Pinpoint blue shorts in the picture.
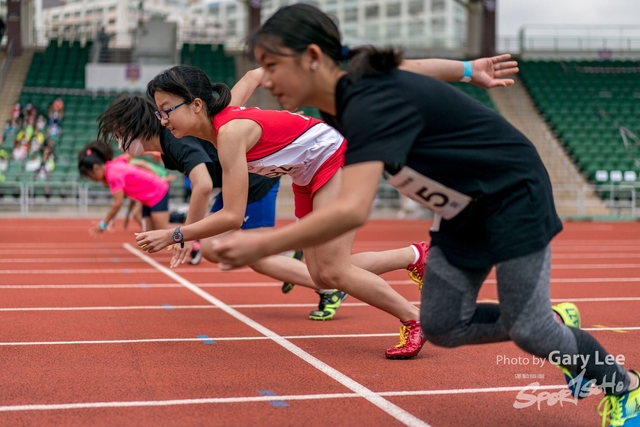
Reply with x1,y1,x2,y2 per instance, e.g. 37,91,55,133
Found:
211,181,279,229
142,190,170,217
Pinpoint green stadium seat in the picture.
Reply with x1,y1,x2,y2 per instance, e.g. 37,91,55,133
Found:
520,59,640,192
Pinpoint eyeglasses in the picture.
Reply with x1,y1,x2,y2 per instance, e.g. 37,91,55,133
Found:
154,101,186,121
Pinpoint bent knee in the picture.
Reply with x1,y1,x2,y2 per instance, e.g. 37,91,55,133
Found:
508,325,549,355
420,314,465,348
200,241,218,264
315,267,347,289
308,271,335,290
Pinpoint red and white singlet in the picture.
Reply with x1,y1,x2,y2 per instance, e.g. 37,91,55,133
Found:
212,106,344,186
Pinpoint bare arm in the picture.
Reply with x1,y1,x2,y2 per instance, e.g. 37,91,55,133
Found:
89,190,125,237
399,54,518,88
229,68,264,107
210,162,384,268
168,163,214,267
184,163,214,225
135,120,261,253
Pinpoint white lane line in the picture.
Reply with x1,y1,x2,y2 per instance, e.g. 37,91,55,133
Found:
0,305,218,312
0,258,147,263
0,243,126,248
0,384,568,413
2,296,639,312
0,267,253,274
122,243,430,427
9,253,640,261
4,277,640,289
0,250,126,255
8,262,640,275
0,333,396,346
1,326,637,347
0,284,185,289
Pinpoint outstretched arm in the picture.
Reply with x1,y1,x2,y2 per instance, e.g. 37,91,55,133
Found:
399,54,518,88
134,120,259,255
230,68,264,107
210,161,384,269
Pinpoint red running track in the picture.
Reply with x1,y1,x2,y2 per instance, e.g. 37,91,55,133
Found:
0,218,639,426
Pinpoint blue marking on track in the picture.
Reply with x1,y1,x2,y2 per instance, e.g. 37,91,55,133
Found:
123,269,131,273
197,334,217,344
139,283,149,288
161,304,175,310
258,390,289,407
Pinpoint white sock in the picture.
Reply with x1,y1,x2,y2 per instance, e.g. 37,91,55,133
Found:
317,289,333,294
410,244,420,265
629,371,640,391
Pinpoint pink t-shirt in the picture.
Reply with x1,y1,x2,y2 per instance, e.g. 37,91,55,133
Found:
104,156,169,207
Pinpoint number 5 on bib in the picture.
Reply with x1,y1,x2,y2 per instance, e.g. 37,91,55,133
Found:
385,166,472,220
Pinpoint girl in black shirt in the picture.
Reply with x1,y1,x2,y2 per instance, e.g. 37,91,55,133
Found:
210,4,640,425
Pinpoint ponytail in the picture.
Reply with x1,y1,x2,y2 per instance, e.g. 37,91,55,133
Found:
345,46,404,82
209,82,232,117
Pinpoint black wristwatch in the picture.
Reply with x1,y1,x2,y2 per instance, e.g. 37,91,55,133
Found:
172,227,184,248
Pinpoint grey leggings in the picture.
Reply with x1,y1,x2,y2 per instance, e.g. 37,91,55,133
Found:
420,244,629,395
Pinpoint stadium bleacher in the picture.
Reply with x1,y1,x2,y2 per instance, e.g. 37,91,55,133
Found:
2,41,240,200
519,59,640,185
24,39,91,89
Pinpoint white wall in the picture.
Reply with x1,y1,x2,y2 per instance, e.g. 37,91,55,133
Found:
85,63,177,91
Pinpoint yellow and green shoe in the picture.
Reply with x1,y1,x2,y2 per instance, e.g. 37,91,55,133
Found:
281,249,304,294
599,372,640,427
552,302,593,399
309,290,348,321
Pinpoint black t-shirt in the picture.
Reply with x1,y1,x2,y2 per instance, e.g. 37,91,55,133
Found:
321,71,562,269
158,128,279,205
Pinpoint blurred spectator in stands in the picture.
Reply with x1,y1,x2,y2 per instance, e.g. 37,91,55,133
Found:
97,27,112,62
2,120,15,145
0,17,6,46
36,115,47,132
25,151,42,172
36,148,55,181
43,138,55,153
15,124,34,146
23,103,37,125
11,103,21,121
48,98,65,122
47,121,62,140
0,149,8,173
12,138,28,162
29,134,43,154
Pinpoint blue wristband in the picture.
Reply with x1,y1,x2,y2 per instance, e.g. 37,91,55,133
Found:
460,61,472,82
100,220,107,230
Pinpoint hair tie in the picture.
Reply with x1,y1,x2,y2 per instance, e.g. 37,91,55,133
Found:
86,149,92,155
340,45,351,60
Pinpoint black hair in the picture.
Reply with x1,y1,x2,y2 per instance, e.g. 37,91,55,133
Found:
78,140,113,178
146,65,231,119
249,4,403,82
97,95,161,152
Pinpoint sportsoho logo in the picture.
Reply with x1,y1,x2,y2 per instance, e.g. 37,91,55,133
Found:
511,351,626,410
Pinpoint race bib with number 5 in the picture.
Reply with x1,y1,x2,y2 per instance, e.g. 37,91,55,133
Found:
385,166,472,220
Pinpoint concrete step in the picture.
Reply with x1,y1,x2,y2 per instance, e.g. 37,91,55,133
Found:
0,48,36,125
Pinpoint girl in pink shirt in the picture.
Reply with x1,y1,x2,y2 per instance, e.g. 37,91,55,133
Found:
78,140,170,236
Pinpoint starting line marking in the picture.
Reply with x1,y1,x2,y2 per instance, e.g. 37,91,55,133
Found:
120,243,430,427
0,384,568,413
